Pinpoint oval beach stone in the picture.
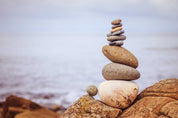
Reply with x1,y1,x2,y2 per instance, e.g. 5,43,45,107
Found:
98,80,139,109
102,63,140,80
112,23,122,29
102,45,138,68
86,85,98,96
111,19,122,25
107,35,126,41
107,30,124,37
109,40,124,46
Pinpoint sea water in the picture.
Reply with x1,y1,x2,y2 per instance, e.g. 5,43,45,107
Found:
0,33,178,108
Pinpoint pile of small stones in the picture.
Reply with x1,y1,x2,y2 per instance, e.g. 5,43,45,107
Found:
107,19,126,46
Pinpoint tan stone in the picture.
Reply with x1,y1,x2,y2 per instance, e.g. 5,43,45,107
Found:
98,80,139,109
102,45,138,68
160,100,178,118
61,95,122,118
110,27,122,33
118,97,175,118
138,78,178,100
111,19,122,25
102,63,140,80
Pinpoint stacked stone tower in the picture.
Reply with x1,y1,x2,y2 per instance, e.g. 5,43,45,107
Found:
98,19,140,109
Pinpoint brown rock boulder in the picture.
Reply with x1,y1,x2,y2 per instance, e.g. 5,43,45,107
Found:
15,108,59,118
118,96,175,118
2,95,59,118
102,45,138,68
61,95,122,118
160,100,178,118
138,79,178,100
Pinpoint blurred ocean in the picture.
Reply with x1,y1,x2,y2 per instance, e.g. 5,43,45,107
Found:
0,33,178,108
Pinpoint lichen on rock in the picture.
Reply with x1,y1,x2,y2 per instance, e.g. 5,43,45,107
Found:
61,95,122,118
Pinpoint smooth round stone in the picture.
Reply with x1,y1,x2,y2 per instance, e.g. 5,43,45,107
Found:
111,19,122,25
109,40,124,46
86,85,98,96
98,80,139,109
107,35,126,41
112,23,122,29
102,45,138,68
107,30,124,37
102,63,140,80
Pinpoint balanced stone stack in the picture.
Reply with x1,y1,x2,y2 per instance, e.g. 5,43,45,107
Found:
107,19,126,46
98,19,141,109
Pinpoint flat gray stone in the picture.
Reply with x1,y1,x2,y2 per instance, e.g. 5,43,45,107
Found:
107,30,124,37
107,35,126,41
102,63,140,80
109,40,124,46
112,23,122,29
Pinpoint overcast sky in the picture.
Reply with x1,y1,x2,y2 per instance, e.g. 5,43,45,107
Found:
0,0,178,33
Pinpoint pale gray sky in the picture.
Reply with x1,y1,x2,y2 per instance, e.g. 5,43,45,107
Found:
0,0,178,33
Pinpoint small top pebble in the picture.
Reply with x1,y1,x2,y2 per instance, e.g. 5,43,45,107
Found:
111,19,122,25
86,85,98,96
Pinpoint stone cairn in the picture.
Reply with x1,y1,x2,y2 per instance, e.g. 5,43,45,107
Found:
98,19,140,109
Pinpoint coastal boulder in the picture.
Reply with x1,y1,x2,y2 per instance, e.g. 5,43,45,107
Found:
102,45,138,68
2,95,59,118
138,78,178,100
61,95,122,118
98,80,139,109
15,108,59,118
160,100,178,118
118,97,175,118
102,63,140,80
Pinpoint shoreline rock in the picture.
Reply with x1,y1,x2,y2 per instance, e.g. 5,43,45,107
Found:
137,78,178,100
0,78,177,118
118,96,175,118
61,95,122,118
1,95,60,118
62,78,178,118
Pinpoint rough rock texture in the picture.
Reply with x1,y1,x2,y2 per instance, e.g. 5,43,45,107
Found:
102,63,140,80
102,45,138,68
160,100,178,118
138,79,178,100
98,80,139,109
118,97,175,118
61,95,122,118
119,79,178,118
2,95,59,118
157,115,170,118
